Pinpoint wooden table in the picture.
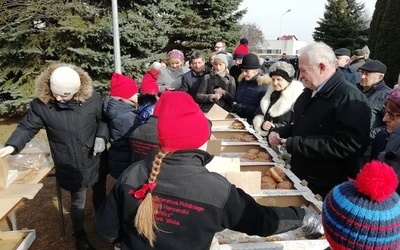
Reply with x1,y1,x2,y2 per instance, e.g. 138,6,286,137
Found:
0,166,53,230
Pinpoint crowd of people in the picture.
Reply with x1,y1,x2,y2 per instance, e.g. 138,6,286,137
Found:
1,38,400,250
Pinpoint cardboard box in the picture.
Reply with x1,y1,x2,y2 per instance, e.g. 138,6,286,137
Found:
225,171,261,194
205,156,261,195
0,156,18,190
205,104,230,120
0,230,36,250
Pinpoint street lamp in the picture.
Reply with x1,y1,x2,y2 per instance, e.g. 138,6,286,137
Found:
278,9,291,55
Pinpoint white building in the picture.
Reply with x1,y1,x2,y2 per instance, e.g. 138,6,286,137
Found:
254,35,307,58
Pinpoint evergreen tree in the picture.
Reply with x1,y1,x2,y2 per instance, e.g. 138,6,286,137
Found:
313,0,367,50
0,0,245,116
368,0,400,87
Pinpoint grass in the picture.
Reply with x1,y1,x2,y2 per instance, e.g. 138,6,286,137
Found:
0,118,47,145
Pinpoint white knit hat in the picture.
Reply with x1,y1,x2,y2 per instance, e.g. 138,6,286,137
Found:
50,66,81,96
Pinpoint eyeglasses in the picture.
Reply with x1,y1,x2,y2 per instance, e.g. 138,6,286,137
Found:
383,107,400,120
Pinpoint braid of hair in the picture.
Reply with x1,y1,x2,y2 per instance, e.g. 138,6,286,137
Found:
134,150,168,247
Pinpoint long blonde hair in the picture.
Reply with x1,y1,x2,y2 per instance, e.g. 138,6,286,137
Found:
134,151,168,247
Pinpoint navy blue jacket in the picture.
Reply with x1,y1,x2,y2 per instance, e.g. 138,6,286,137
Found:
103,97,137,179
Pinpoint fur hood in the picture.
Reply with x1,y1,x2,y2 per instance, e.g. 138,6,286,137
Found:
253,80,304,136
259,80,304,117
238,73,272,85
35,63,94,104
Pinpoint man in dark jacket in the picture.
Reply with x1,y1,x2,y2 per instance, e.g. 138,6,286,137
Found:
0,64,109,250
356,60,391,164
334,48,360,85
180,51,210,100
268,42,371,198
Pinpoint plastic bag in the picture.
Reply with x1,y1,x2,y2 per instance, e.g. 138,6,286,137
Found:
6,138,53,183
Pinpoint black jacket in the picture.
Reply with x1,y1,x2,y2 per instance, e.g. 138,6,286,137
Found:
196,71,236,112
356,80,391,140
129,116,159,164
96,150,305,250
180,68,210,100
6,64,109,192
274,70,371,196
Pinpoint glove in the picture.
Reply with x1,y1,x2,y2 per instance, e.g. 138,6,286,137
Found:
301,206,324,239
232,103,245,113
0,146,15,158
93,137,106,156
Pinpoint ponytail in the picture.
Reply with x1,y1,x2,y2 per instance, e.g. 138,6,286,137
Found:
134,151,168,247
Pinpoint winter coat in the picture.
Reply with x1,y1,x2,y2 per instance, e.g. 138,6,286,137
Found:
229,64,242,86
196,71,236,112
371,129,388,160
103,97,138,179
235,74,271,123
378,125,400,194
350,58,366,70
157,66,189,90
339,65,360,85
96,150,305,250
356,80,391,140
273,70,371,197
5,64,109,192
253,80,304,136
132,94,157,131
180,68,210,100
129,116,159,164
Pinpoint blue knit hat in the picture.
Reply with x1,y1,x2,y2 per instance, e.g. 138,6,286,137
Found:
322,161,400,250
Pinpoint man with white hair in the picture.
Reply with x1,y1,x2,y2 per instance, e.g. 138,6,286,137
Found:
268,42,371,198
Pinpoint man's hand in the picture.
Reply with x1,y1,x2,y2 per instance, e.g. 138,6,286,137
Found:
268,131,281,147
93,137,106,156
0,146,15,158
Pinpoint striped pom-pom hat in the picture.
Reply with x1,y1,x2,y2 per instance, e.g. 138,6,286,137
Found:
322,160,400,250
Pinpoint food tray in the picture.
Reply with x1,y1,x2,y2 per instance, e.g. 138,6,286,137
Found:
220,144,280,163
211,119,249,132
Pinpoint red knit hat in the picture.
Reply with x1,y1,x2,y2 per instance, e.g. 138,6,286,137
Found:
140,68,160,95
110,72,138,99
155,91,210,152
233,38,249,59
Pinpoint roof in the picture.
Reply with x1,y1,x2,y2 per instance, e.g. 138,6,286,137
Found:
277,35,298,41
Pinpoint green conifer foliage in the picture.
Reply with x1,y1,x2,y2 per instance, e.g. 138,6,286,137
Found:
368,0,400,87
312,0,367,50
0,0,245,116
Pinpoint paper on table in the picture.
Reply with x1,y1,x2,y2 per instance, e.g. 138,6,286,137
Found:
0,183,43,199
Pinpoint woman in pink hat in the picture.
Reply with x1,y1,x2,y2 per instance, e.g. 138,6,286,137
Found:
157,49,189,91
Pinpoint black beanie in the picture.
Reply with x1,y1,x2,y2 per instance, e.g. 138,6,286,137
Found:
240,53,260,69
269,69,293,83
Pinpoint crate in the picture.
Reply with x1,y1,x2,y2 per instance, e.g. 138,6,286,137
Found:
0,230,36,250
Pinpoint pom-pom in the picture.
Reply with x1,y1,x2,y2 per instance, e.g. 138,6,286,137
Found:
355,160,398,202
240,38,248,44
